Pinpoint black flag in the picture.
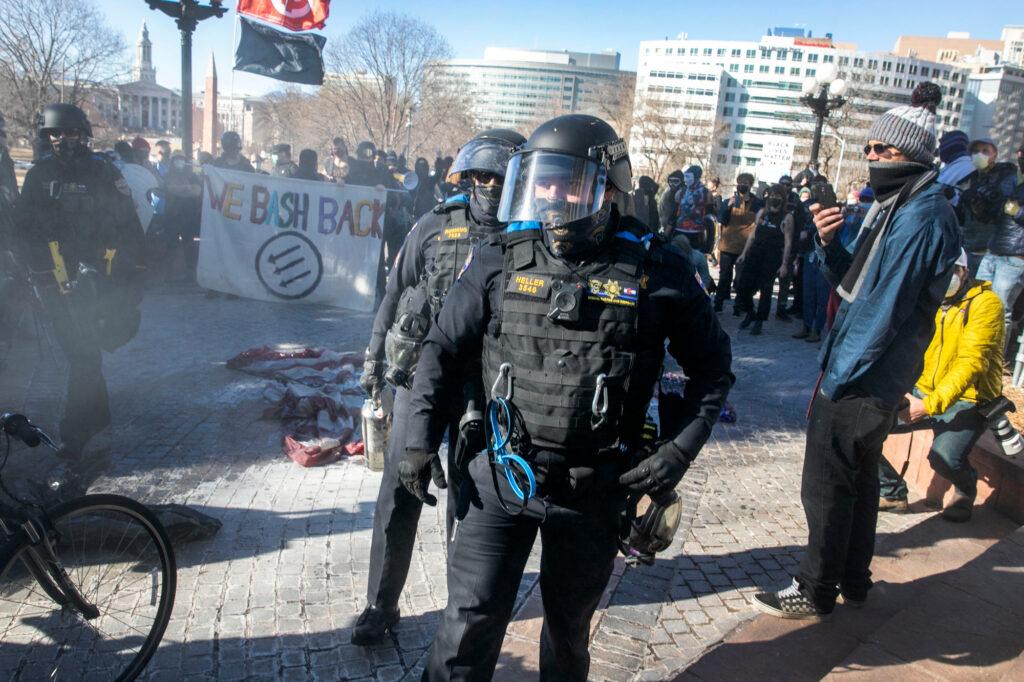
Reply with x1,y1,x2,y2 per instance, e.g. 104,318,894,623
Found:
234,17,326,85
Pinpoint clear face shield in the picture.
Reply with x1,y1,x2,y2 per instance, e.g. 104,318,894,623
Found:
497,151,608,229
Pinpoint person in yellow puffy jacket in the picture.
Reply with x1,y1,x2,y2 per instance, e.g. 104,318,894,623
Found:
878,249,1004,522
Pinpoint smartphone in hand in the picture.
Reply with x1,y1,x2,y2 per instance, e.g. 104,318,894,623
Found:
810,182,839,211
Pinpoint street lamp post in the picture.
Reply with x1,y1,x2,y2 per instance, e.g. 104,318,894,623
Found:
800,63,847,174
144,0,227,160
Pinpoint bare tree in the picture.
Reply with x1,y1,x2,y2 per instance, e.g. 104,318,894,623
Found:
323,10,455,153
630,98,722,185
0,0,127,143
592,79,636,144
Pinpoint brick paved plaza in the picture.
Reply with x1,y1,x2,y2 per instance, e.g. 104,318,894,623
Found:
2,282,925,681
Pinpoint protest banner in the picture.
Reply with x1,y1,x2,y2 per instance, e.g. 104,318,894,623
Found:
197,167,384,311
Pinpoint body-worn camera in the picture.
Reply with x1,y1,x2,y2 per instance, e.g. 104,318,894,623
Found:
547,280,584,323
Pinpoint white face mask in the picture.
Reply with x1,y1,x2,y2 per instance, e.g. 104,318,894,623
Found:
971,152,991,170
271,154,280,165
945,272,963,298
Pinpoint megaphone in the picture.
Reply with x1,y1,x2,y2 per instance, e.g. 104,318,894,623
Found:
402,172,419,191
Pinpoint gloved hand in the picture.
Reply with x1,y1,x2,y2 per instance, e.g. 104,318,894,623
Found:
619,440,691,497
360,357,384,398
399,449,448,506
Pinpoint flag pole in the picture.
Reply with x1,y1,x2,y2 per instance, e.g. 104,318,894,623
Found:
229,11,239,137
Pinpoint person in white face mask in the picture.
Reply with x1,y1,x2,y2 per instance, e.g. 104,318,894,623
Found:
877,249,1005,523
960,137,1018,275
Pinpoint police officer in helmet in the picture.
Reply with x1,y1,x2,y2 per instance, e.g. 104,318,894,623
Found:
399,114,734,680
15,104,145,494
353,128,526,645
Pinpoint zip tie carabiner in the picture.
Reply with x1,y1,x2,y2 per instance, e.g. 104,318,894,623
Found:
491,362,513,400
592,373,609,428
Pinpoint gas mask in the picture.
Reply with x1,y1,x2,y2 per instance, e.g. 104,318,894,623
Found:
470,181,504,225
50,131,84,162
619,490,683,566
972,152,992,171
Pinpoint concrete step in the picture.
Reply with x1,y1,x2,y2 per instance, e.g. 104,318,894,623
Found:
824,523,1024,681
677,507,1021,681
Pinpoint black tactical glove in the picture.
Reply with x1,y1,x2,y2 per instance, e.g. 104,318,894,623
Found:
618,440,691,497
398,449,448,506
359,356,384,398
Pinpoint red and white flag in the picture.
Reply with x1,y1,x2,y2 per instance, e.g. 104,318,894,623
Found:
236,0,330,32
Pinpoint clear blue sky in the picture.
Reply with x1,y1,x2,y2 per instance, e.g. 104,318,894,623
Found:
97,0,1020,95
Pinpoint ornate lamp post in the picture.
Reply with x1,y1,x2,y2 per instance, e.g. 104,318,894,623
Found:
799,63,847,173
144,0,227,160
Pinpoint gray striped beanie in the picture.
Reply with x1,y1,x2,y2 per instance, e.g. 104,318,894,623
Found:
867,82,941,165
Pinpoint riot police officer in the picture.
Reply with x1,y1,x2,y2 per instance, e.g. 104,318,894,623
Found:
399,115,734,680
15,104,145,493
353,129,526,645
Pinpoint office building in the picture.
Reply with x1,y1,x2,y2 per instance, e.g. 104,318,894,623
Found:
435,47,635,131
631,29,970,188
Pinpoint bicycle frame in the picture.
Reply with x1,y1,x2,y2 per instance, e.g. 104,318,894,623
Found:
0,496,100,618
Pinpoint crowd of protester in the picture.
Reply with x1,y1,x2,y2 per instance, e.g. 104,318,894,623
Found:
93,132,463,288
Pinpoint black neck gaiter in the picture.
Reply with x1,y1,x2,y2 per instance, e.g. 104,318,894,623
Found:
868,161,930,202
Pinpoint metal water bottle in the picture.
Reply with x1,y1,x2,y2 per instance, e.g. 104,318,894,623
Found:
361,388,392,472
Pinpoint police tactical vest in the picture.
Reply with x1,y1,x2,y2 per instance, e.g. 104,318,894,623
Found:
483,225,649,451
422,196,480,314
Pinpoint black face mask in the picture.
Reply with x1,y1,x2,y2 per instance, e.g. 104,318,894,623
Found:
1018,155,1024,175
470,182,503,226
737,185,751,195
52,136,83,162
767,198,784,212
868,161,931,201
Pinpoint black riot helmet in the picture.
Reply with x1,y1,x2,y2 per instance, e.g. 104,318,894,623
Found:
39,103,92,161
448,128,527,185
498,114,631,259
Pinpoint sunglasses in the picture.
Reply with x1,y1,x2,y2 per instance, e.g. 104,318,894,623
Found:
863,143,898,157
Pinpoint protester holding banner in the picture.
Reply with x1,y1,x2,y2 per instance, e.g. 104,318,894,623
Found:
213,131,256,174
294,149,328,182
270,144,299,178
353,129,526,646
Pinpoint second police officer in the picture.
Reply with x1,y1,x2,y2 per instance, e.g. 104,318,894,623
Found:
15,104,146,496
353,129,527,645
399,115,734,680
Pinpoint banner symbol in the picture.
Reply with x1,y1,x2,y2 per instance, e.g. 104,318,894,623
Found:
255,231,323,300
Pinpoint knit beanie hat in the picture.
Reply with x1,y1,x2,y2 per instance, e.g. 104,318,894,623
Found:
938,130,969,163
867,82,941,165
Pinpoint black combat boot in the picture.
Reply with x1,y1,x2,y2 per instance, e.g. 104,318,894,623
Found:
351,605,400,645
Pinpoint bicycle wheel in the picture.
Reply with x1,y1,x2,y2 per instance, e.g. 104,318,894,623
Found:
0,494,176,681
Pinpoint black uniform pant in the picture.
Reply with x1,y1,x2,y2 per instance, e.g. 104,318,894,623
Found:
366,386,460,611
714,251,741,307
44,293,110,456
798,392,896,610
424,454,625,681
777,254,804,314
